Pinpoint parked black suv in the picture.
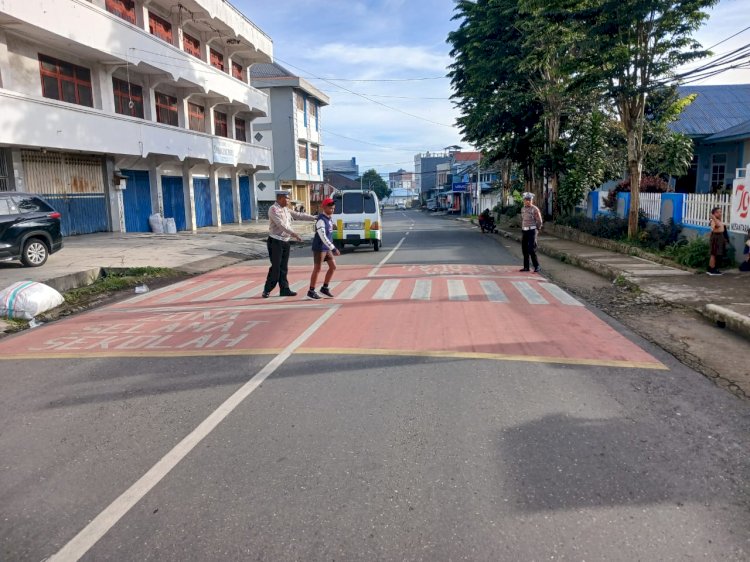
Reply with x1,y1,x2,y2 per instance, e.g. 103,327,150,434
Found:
0,192,63,267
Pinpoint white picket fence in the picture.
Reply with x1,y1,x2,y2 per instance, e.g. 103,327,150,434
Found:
639,192,661,221
633,192,732,228
682,193,732,228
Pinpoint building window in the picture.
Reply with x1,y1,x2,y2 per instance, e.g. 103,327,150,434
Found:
105,0,136,24
310,145,319,162
113,77,144,118
148,11,172,43
295,91,305,111
232,61,243,80
183,33,201,58
214,111,228,137
711,154,727,191
188,102,205,132
38,55,93,107
155,92,178,126
235,118,246,142
309,101,318,129
210,49,225,72
298,141,308,160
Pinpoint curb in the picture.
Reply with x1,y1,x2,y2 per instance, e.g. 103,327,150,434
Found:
702,304,750,338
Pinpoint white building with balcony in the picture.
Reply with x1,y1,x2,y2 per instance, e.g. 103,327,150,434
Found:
250,62,329,216
0,0,273,235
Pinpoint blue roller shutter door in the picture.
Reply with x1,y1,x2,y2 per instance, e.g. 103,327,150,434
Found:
239,176,252,220
162,176,186,231
193,178,212,227
218,178,235,224
121,170,152,232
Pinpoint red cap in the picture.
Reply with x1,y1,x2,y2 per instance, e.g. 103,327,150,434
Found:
322,197,335,207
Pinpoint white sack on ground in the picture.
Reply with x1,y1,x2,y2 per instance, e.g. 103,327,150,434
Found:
164,217,177,234
149,213,165,234
0,281,64,320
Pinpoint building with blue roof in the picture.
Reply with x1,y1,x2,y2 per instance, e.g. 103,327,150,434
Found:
673,84,750,193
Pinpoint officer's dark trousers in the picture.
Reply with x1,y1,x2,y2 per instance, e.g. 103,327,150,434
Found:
264,237,291,293
521,229,539,270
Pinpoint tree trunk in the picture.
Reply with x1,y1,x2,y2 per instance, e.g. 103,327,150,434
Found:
622,96,645,238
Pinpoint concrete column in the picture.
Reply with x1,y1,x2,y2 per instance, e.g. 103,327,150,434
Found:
171,12,183,50
0,31,9,89
98,66,117,113
105,158,126,233
231,168,241,224
10,149,24,191
250,171,259,221
147,163,164,215
209,165,221,227
182,162,197,232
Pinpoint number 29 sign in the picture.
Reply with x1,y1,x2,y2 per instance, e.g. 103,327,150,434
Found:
730,164,750,234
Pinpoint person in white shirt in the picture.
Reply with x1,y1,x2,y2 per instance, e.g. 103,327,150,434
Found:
262,190,316,298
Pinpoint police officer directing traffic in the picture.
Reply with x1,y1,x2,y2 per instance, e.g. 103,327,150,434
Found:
262,190,316,298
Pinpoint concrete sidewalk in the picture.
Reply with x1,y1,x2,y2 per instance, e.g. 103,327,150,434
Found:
491,221,750,340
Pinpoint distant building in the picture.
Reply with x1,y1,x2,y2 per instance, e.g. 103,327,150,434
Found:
414,151,451,204
324,171,360,192
250,61,330,217
323,157,359,180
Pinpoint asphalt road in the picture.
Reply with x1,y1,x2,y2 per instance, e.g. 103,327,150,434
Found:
0,209,748,561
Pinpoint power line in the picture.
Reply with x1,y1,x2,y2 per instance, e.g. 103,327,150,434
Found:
273,56,456,128
309,76,447,82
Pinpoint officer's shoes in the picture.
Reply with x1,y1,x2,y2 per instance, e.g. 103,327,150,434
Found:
280,288,298,297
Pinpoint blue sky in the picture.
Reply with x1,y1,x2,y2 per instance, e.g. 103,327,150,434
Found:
238,0,750,178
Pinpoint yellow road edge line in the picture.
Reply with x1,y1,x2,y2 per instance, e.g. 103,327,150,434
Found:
0,347,667,370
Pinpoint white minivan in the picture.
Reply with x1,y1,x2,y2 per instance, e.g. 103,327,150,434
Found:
331,190,382,251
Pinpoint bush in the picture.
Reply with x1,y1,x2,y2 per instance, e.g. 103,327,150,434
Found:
664,237,709,269
638,219,682,251
556,214,629,239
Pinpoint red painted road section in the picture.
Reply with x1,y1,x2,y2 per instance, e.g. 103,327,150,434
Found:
0,264,663,368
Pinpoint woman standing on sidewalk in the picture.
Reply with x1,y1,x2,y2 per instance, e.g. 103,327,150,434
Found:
707,206,726,276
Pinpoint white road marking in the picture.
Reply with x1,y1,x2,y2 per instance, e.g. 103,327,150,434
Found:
47,306,341,562
156,280,224,304
411,279,431,300
447,279,468,301
539,282,583,306
338,279,370,299
191,280,253,302
368,236,406,277
480,280,508,303
512,281,549,305
373,279,400,300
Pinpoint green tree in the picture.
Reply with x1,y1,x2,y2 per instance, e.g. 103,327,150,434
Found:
559,0,716,237
360,169,391,202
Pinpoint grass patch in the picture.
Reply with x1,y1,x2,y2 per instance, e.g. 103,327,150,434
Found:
64,267,181,305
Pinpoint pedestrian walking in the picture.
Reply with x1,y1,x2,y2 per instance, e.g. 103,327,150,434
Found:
262,190,316,298
307,197,340,299
519,192,543,273
707,206,726,276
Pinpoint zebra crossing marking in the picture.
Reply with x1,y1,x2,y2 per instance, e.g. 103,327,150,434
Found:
480,280,508,303
338,279,370,300
373,279,400,300
511,281,549,305
447,279,468,301
192,280,254,302
539,283,583,306
156,280,224,304
411,279,431,300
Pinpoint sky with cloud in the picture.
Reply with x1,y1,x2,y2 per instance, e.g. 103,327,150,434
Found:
238,0,750,179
